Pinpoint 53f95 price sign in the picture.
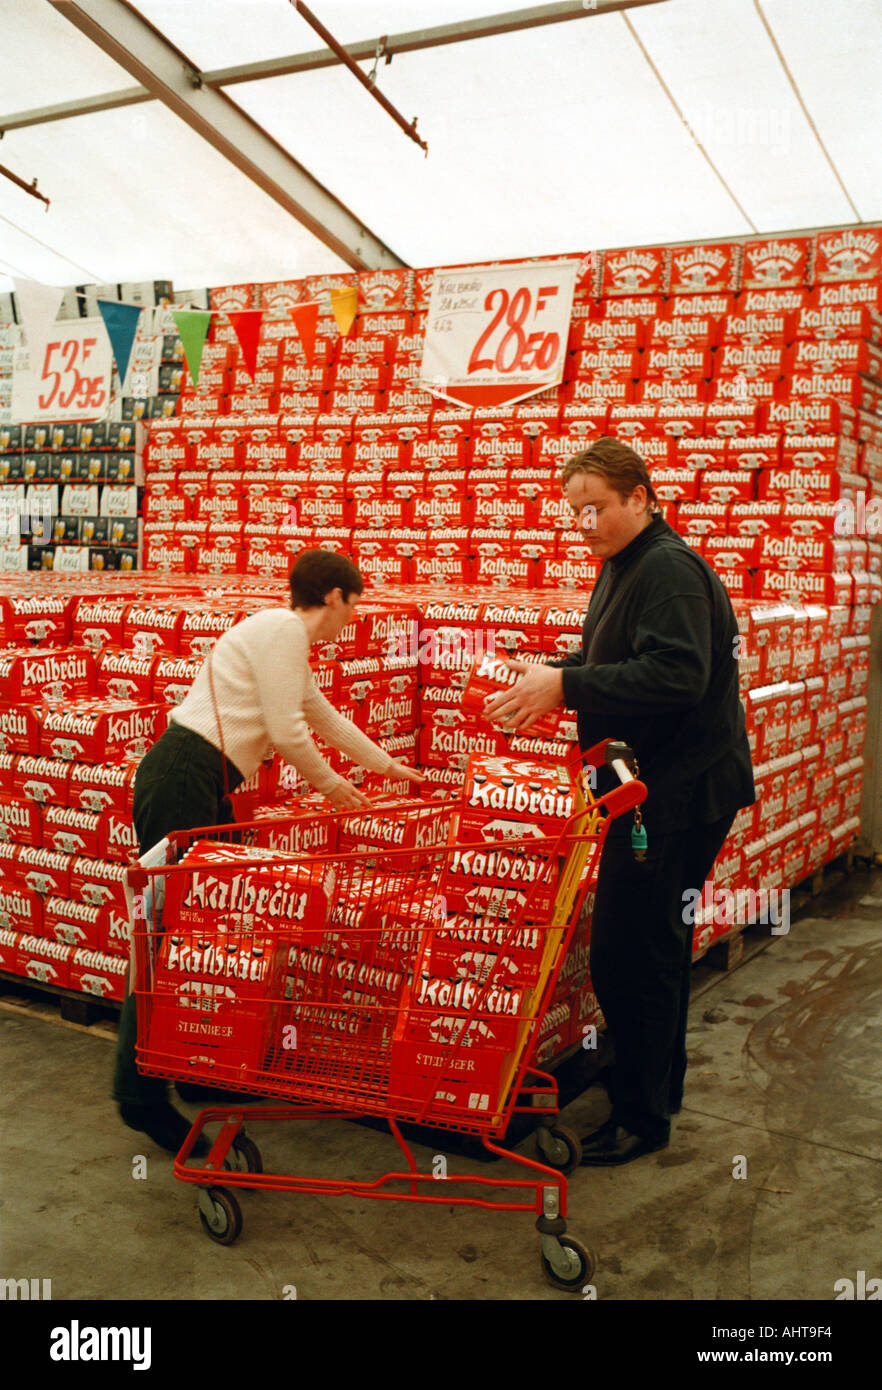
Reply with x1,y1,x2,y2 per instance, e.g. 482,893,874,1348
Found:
420,260,578,410
12,319,112,423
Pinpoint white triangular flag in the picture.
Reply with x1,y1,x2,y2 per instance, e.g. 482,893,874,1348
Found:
13,277,64,365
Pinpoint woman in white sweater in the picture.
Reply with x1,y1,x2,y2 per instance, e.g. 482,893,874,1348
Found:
114,550,424,1153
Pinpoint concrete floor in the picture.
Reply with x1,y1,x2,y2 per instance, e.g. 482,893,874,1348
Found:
1,863,881,1303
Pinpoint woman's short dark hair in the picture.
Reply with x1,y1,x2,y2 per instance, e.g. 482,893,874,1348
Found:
288,550,364,608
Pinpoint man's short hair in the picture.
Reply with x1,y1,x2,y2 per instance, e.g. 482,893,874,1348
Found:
288,550,364,608
560,436,661,511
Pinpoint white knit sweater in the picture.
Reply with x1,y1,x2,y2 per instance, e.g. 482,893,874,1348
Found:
170,607,396,793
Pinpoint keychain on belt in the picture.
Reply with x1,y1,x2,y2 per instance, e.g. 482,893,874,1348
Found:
630,755,648,861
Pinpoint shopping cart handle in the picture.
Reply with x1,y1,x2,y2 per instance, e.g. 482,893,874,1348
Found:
604,741,638,785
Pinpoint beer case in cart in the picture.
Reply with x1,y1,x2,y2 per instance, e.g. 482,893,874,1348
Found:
128,739,645,1291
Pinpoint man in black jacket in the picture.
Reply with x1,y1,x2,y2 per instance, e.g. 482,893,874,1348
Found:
484,437,755,1165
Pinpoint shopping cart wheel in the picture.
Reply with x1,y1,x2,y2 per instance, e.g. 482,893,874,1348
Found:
198,1186,243,1246
535,1123,582,1175
540,1235,596,1292
231,1134,263,1173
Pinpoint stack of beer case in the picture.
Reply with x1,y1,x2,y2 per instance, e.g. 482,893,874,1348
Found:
1,225,880,1068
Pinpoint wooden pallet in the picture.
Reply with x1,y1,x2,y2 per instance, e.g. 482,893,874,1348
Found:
691,922,746,971
0,970,121,1030
801,844,859,898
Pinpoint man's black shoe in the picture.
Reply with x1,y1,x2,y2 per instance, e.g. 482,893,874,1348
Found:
175,1081,258,1104
119,1101,210,1157
579,1123,669,1166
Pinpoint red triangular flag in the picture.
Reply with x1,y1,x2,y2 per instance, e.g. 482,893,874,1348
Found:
289,301,319,366
227,309,263,379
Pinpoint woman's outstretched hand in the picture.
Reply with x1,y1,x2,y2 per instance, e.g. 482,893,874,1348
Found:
325,778,373,810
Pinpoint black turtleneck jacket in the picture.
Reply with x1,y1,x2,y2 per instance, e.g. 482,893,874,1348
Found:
550,515,755,834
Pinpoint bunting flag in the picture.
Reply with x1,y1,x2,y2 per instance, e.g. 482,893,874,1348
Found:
171,308,212,388
288,301,319,364
13,277,64,362
329,286,358,338
97,299,142,387
227,309,263,379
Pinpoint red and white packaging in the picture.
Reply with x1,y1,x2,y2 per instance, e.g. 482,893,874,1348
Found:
809,280,882,318
123,603,186,658
703,399,760,436
42,895,117,952
98,809,139,864
16,934,72,990
600,246,671,297
643,346,713,381
788,371,865,404
1,595,73,648
811,226,882,284
418,722,506,773
68,947,127,1000
41,701,166,764
144,527,192,575
148,928,286,1077
0,647,95,703
459,653,563,740
14,845,72,898
0,881,43,934
795,301,882,345
42,806,101,858
163,840,333,940
462,755,573,828
152,656,203,706
143,483,191,525
0,704,42,756
572,315,645,350
648,311,719,349
411,473,468,529
144,421,189,471
69,855,130,914
178,607,242,658
758,466,860,504
70,597,128,653
0,794,41,846
96,649,157,702
740,236,812,289
12,756,70,808
669,243,741,294
725,434,781,470
570,347,641,381
637,379,707,405
68,761,137,818
649,467,700,502
674,435,729,469
676,501,730,537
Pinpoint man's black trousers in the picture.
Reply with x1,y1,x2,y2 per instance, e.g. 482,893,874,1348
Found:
112,723,240,1108
589,813,734,1143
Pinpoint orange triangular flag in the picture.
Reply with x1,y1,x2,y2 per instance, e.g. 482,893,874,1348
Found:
330,286,358,338
289,301,319,364
227,309,263,379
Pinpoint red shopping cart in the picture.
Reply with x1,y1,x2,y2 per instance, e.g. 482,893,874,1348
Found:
127,739,645,1291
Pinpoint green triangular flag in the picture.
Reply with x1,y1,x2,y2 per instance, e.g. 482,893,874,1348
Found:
172,308,212,388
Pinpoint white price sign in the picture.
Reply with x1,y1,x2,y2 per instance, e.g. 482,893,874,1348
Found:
11,319,112,423
419,260,578,410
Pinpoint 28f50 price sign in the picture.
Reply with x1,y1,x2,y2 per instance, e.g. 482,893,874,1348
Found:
12,318,112,423
420,259,578,410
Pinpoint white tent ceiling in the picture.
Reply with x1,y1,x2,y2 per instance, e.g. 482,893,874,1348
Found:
1,0,881,294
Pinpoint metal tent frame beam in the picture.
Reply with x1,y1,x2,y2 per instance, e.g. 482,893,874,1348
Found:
4,1,669,132
47,0,405,270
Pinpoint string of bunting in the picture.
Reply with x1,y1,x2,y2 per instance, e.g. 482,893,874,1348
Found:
10,277,359,390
